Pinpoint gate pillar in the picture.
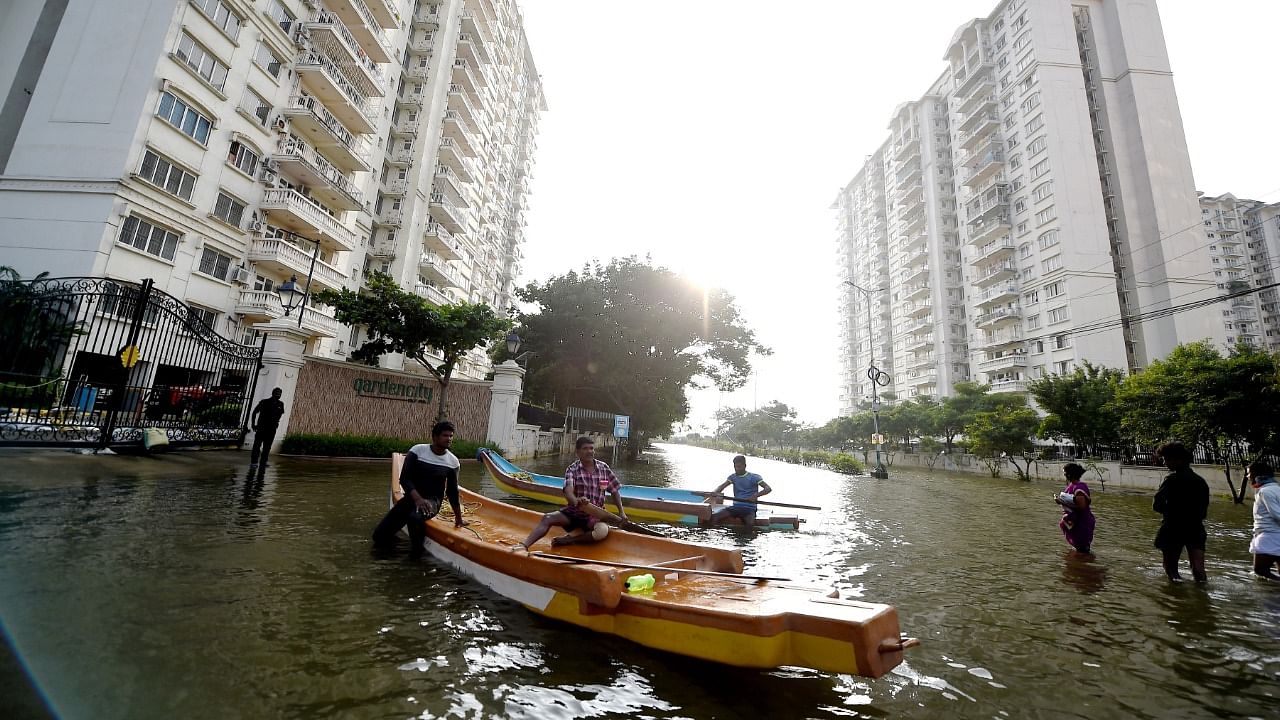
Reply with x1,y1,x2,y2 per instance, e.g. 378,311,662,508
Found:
248,320,309,451
486,360,524,452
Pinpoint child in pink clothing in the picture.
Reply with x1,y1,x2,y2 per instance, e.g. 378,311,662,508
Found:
1056,463,1096,554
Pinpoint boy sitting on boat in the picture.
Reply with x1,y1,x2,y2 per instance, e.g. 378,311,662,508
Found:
513,437,629,551
707,455,772,526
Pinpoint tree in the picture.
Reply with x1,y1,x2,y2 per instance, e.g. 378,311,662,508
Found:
716,401,798,449
0,267,83,406
1027,360,1126,458
934,382,1020,451
314,272,512,422
965,404,1040,480
1115,341,1280,503
511,257,768,448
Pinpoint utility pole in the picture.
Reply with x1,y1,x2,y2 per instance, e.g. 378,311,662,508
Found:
844,280,890,479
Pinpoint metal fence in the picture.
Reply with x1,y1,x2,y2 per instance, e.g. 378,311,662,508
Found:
0,276,263,448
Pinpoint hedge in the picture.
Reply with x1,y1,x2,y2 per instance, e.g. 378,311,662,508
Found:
281,432,501,459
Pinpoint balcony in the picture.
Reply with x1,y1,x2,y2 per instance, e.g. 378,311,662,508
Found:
423,221,462,261
989,379,1029,394
382,178,408,195
247,237,347,293
970,238,1016,265
968,212,1011,245
894,141,921,162
900,179,924,204
362,0,400,29
977,352,1028,372
966,190,1009,223
905,371,938,387
436,138,474,182
961,148,1005,187
374,207,403,226
433,165,467,198
906,332,935,352
973,260,1017,288
442,111,478,156
259,189,356,252
415,283,450,306
281,95,372,173
295,51,377,134
419,253,463,288
459,8,493,47
974,283,1020,308
902,231,928,252
954,79,995,116
273,138,363,211
429,192,467,234
330,0,397,53
392,114,420,135
903,283,931,302
902,208,927,234
306,13,388,83
452,59,482,96
236,289,339,338
457,31,492,65
387,146,414,165
895,160,922,189
412,5,442,27
955,61,993,97
906,301,932,319
981,329,1025,350
973,306,1022,328
448,84,481,124
904,262,930,285
908,354,936,371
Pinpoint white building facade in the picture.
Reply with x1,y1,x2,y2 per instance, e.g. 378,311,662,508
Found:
0,0,543,381
834,0,1225,406
1199,193,1280,351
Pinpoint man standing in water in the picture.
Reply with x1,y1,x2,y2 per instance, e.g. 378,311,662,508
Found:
1153,441,1210,582
708,455,772,526
249,387,286,468
373,421,468,558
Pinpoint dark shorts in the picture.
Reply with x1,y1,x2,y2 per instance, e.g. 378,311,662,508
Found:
715,505,757,521
559,505,596,532
1155,522,1207,552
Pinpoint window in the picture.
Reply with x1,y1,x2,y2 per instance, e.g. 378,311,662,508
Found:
1055,359,1072,373
1025,114,1043,133
1032,181,1053,202
188,305,219,330
157,90,212,145
175,32,229,92
1023,289,1040,304
212,191,246,228
1055,335,1070,350
1038,229,1059,250
1028,136,1047,155
1017,75,1036,94
253,274,275,292
197,247,235,281
1019,243,1032,258
1016,220,1028,235
138,149,197,201
1035,205,1057,225
1010,177,1024,192
191,0,242,40
226,140,259,176
1020,92,1040,114
1027,314,1040,329
1015,54,1035,74
1009,154,1022,170
1013,32,1031,52
100,282,161,323
266,0,295,33
241,87,271,126
1014,198,1028,214
253,42,283,79
1021,266,1035,281
118,215,180,261
1047,305,1070,324
1030,158,1050,180
1043,254,1063,272
1045,280,1065,298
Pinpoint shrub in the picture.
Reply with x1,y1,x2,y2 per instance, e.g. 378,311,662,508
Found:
281,432,502,459
828,453,865,475
0,379,61,409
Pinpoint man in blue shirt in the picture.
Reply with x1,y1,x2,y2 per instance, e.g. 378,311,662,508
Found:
708,455,771,526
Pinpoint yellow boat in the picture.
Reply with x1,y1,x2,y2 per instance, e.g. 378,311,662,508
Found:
478,449,804,529
391,453,915,677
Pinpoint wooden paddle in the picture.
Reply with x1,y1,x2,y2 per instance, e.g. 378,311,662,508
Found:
579,501,666,537
690,492,822,511
530,552,791,582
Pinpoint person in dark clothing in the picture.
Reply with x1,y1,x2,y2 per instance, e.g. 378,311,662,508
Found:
372,421,468,558
249,388,286,467
1153,441,1210,582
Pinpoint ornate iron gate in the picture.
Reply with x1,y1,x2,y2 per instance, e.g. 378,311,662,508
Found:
0,276,263,448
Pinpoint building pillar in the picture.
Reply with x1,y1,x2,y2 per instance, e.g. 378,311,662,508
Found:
487,360,524,451
247,320,309,451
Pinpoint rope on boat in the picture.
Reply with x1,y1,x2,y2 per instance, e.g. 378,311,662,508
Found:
434,501,484,540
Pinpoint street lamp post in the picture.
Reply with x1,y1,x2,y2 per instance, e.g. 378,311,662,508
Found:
844,280,890,479
277,275,304,317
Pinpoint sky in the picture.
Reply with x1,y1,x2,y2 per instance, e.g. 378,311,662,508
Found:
513,0,1280,434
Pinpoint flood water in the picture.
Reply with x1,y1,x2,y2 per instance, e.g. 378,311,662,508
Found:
0,443,1276,719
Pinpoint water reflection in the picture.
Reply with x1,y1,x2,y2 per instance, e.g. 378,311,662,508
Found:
1060,550,1108,594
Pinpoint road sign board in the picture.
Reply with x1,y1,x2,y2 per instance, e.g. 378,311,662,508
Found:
120,345,141,368
871,433,884,445
613,415,630,438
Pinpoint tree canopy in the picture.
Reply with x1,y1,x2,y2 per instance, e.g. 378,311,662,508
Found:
1028,360,1126,457
714,401,798,449
510,257,768,441
314,272,512,422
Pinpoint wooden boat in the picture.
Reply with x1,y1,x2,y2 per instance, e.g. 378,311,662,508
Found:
391,453,915,677
478,449,804,530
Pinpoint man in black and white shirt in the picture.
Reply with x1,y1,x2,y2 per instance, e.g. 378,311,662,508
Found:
373,421,468,557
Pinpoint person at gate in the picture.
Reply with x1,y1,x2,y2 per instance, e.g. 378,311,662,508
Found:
1153,441,1210,583
249,388,286,467
707,455,772,526
1055,462,1095,554
1246,460,1280,581
512,437,627,551
372,421,468,558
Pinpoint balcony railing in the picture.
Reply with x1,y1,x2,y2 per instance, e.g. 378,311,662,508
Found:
415,283,450,305
294,51,378,133
974,306,1021,327
274,136,363,208
236,289,340,337
259,188,356,251
308,12,385,87
282,94,372,172
247,237,347,292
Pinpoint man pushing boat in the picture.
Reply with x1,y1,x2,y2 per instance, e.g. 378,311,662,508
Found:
512,436,629,551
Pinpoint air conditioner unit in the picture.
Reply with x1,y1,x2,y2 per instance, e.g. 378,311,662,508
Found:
231,267,252,285
272,117,287,132
264,158,278,171
247,219,264,232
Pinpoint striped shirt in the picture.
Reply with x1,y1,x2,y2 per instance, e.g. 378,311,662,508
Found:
565,458,620,507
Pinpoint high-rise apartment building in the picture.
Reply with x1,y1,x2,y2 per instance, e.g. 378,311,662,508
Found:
833,0,1225,406
0,0,543,381
1198,193,1280,351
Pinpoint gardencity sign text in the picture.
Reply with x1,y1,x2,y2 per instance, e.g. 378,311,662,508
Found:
353,377,435,404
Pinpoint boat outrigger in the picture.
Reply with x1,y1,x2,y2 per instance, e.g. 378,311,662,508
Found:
391,453,916,677
478,449,805,530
